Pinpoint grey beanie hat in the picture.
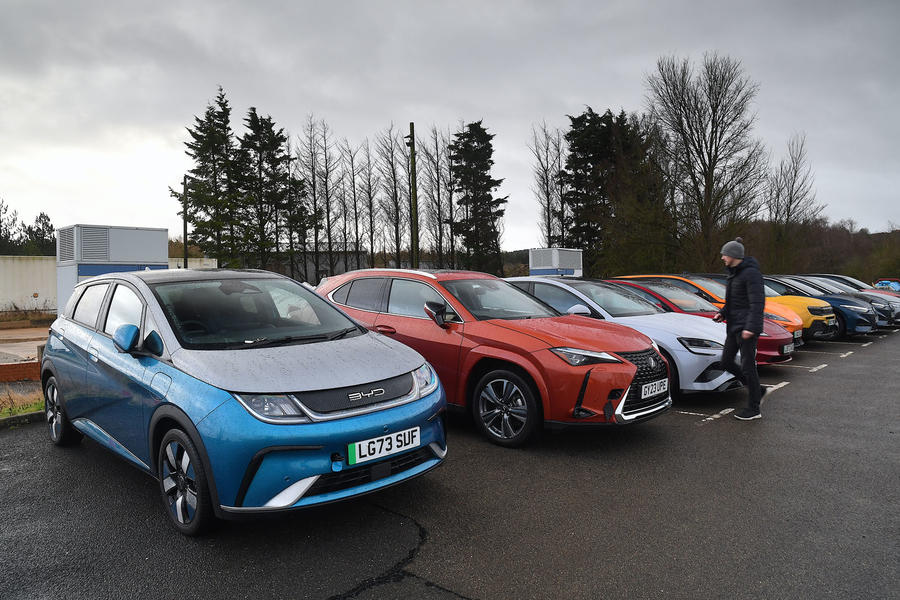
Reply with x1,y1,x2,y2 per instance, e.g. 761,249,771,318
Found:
720,237,745,259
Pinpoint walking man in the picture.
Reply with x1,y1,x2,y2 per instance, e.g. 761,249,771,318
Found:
712,237,767,420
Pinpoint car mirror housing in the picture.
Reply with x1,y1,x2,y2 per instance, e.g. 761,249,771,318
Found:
143,330,164,356
567,304,591,316
424,301,448,328
113,324,140,353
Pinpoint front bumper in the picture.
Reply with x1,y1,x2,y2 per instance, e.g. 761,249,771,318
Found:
198,387,447,515
804,317,838,340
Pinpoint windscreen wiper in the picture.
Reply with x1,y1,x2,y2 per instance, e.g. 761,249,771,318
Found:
236,334,330,349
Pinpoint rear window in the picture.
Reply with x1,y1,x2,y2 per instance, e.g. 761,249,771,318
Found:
345,278,386,312
72,284,109,328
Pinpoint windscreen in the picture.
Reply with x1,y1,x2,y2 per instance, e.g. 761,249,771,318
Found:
569,281,662,317
152,277,360,350
441,279,558,320
687,276,728,299
641,281,720,313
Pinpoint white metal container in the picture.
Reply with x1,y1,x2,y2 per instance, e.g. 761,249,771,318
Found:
528,248,583,276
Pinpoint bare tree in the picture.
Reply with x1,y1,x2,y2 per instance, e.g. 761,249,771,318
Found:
377,124,405,268
419,126,449,267
647,53,768,268
767,133,821,226
529,121,566,247
765,133,822,271
299,116,321,281
340,139,363,270
360,139,380,268
318,121,338,274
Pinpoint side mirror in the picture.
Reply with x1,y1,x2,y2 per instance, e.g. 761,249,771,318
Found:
567,304,591,316
424,301,448,328
143,330,164,356
113,324,140,353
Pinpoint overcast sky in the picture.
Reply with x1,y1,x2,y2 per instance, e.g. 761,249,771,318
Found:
2,0,898,251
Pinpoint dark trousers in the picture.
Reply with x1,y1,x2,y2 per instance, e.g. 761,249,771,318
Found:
721,328,762,411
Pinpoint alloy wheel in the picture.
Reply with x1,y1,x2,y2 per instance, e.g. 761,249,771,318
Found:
45,381,61,442
161,441,199,525
478,378,529,440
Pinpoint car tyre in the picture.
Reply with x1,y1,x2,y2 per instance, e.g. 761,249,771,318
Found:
44,376,82,446
834,312,847,339
659,349,681,401
158,429,215,536
471,369,540,448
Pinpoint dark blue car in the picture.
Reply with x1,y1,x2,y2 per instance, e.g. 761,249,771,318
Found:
41,269,447,535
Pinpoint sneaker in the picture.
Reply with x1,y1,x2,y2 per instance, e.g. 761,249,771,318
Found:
734,407,762,420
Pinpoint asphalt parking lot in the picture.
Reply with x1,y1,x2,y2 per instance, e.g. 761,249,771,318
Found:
1,330,897,600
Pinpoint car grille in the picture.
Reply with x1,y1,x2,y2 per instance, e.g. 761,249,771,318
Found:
292,372,413,413
305,447,435,497
807,305,834,317
617,349,670,416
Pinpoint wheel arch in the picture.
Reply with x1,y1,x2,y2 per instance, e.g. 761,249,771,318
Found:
464,355,546,421
148,404,224,517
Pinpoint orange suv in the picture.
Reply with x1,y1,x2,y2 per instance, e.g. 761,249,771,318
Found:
317,269,672,447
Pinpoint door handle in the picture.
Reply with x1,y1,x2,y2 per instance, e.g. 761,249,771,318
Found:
88,347,99,363
374,325,396,335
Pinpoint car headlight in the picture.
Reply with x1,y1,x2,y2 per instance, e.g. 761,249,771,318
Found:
763,312,782,321
678,337,724,355
871,301,887,308
413,362,439,397
550,347,622,366
235,393,311,423
840,304,868,313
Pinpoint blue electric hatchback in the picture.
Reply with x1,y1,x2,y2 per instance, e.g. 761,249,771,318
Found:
41,269,447,535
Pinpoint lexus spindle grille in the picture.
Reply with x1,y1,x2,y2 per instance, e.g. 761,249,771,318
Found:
617,349,670,416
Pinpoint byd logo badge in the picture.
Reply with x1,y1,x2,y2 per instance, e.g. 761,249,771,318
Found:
348,388,385,402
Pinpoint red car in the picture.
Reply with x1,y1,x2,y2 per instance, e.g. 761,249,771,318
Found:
317,269,672,446
609,279,794,365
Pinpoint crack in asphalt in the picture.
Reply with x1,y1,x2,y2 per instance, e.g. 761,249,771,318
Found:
326,502,474,600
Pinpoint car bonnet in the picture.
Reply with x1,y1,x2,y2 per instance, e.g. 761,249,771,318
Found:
488,314,652,353
168,331,426,394
612,312,727,345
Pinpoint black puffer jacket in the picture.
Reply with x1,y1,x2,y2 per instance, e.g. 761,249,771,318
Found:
720,256,765,334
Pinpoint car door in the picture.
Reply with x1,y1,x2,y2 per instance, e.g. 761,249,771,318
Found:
374,278,465,404
59,282,110,419
88,282,157,463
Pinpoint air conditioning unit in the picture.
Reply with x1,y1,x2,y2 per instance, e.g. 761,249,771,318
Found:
528,248,583,277
56,225,168,309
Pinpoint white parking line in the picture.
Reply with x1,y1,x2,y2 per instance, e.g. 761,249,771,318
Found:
675,410,708,417
862,342,873,347
765,381,790,393
795,349,852,357
700,408,734,423
765,363,827,371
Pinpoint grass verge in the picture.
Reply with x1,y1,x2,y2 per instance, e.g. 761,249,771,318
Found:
1,388,44,417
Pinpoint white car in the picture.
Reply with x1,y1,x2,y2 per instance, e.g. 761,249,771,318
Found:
507,276,739,397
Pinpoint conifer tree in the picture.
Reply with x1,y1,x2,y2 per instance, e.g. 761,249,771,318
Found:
448,121,506,274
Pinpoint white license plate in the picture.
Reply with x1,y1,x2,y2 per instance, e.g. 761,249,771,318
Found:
826,318,836,326
781,343,794,354
641,378,668,399
348,426,420,466
793,330,802,339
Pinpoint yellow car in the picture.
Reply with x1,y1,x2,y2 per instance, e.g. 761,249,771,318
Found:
687,274,836,341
